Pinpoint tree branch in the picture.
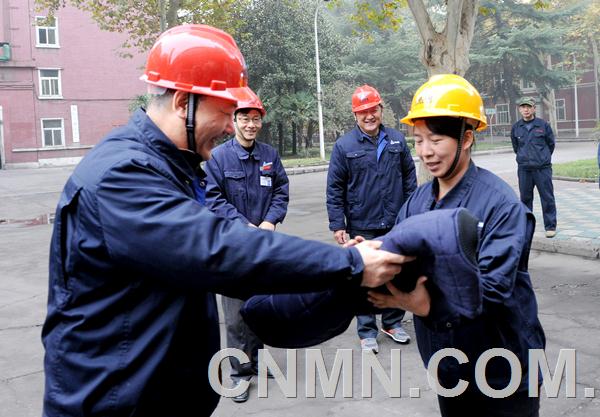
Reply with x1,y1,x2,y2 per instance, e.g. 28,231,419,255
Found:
407,0,435,41
446,0,464,49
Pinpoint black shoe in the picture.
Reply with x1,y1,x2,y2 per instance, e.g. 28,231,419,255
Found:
253,368,275,379
231,382,249,403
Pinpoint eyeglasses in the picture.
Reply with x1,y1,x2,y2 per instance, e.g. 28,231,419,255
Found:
237,116,262,125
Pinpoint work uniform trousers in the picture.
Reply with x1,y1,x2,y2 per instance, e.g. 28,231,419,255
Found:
517,166,557,231
349,228,405,339
222,295,264,383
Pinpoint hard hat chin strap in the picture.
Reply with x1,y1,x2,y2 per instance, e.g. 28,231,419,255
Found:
185,93,198,155
442,119,466,179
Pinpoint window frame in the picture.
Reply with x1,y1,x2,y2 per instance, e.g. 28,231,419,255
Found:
41,118,65,148
520,79,536,92
38,68,62,99
495,103,510,125
555,98,566,121
35,16,60,48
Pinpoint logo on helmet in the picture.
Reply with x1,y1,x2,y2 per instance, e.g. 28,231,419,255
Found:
358,92,369,102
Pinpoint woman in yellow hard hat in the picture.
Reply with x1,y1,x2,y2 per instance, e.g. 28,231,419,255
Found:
368,74,545,417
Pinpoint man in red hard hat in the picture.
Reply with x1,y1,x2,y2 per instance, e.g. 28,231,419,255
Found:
41,25,411,417
326,84,417,354
205,89,288,402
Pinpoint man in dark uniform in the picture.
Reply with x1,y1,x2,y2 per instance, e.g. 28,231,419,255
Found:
511,97,557,237
205,89,287,402
326,84,417,353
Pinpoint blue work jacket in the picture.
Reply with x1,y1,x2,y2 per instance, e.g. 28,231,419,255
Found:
511,117,555,169
397,162,546,393
326,125,417,232
42,109,365,417
205,138,289,226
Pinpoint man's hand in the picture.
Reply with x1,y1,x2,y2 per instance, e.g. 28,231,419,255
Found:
334,230,348,245
258,221,276,231
354,240,415,288
367,277,430,317
343,235,365,248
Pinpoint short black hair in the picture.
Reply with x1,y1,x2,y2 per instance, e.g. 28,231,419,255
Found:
234,108,262,119
417,117,474,141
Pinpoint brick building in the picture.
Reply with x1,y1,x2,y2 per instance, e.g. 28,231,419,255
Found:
483,59,599,138
0,0,146,169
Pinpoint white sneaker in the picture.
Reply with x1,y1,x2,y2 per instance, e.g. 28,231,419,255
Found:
360,337,379,354
382,326,411,344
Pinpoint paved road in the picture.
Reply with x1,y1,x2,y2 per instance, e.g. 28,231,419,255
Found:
0,142,599,417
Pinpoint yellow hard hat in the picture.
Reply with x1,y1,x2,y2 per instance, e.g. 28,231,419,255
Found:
401,74,488,131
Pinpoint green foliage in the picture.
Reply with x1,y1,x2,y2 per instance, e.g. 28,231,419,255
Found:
35,0,250,53
346,0,405,38
469,0,580,107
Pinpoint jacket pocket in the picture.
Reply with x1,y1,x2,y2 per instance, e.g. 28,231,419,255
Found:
224,170,246,203
532,132,551,165
345,150,368,172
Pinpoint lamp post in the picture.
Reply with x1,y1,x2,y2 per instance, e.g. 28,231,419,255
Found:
314,0,328,161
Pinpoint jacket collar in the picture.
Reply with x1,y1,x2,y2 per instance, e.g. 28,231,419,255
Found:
229,137,262,161
354,124,388,143
517,116,542,128
131,109,199,181
429,160,477,209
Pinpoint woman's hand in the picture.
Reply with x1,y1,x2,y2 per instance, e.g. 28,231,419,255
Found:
367,276,431,317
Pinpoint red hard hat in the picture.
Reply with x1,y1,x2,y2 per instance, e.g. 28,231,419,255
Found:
351,84,382,112
235,88,266,117
140,24,251,103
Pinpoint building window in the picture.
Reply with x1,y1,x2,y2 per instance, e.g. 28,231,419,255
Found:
36,16,59,48
38,69,62,98
555,98,566,121
41,119,64,147
520,79,536,92
496,103,510,125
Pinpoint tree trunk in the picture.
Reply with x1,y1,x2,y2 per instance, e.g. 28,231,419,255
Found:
590,33,600,124
263,122,273,146
292,122,297,155
166,0,180,28
306,121,315,149
278,122,284,155
540,90,557,134
407,0,480,185
540,54,558,134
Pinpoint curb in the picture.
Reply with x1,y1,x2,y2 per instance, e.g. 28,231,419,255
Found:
553,175,598,183
532,235,600,259
286,164,329,175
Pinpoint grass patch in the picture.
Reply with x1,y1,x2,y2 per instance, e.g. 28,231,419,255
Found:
553,159,599,180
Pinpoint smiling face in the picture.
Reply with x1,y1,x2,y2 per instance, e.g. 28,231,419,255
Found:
193,96,237,160
413,118,473,189
234,109,263,146
354,105,382,136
